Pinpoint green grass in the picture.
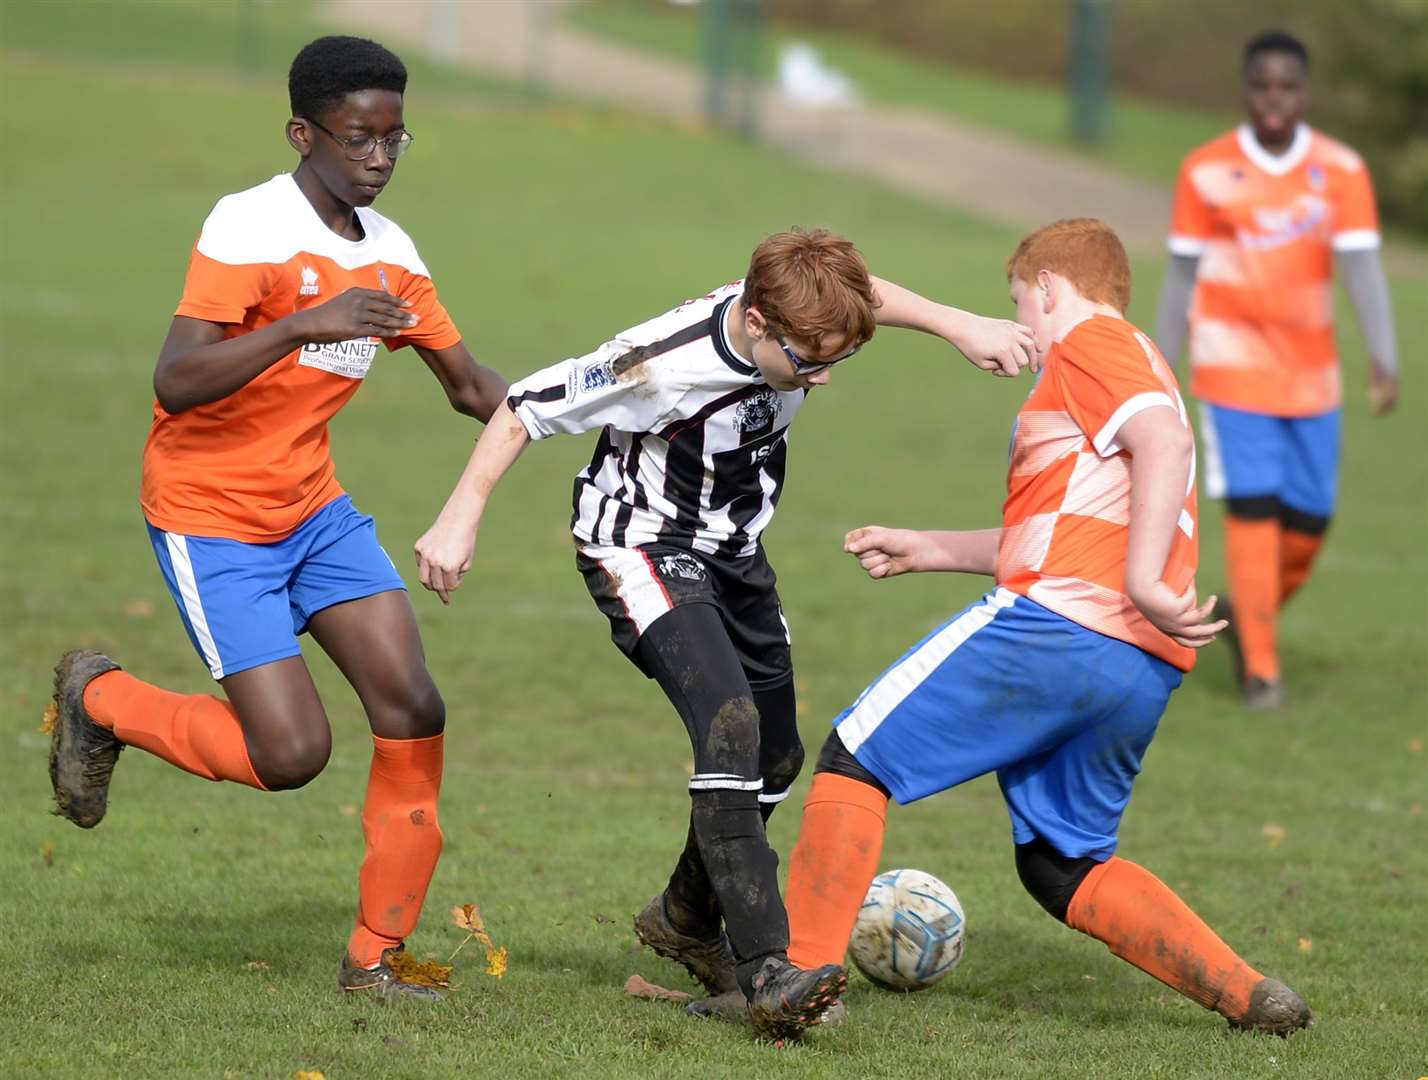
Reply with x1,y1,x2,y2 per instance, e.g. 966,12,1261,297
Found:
565,0,1231,185
2,3,1427,1077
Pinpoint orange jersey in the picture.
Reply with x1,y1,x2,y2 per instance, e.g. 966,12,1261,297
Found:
1169,124,1380,416
998,316,1199,671
141,175,462,542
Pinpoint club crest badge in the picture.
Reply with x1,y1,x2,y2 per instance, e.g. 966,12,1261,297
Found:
299,265,320,296
658,552,707,581
734,389,781,433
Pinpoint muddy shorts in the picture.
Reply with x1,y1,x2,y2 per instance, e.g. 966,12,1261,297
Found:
575,541,792,691
834,587,1182,861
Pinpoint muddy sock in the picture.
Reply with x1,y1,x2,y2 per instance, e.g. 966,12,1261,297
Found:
1066,856,1262,1018
690,787,788,997
348,734,445,969
665,816,721,938
786,771,888,970
83,671,264,788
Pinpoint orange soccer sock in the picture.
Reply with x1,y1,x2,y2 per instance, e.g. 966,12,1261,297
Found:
83,671,264,788
348,733,446,969
1066,857,1262,1019
1279,529,1326,607
786,772,889,970
1225,515,1282,682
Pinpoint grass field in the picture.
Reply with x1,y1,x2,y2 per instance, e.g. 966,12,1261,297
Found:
2,3,1426,1077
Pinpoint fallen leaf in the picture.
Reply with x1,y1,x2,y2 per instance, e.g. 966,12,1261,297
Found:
265,982,278,994
123,598,156,618
382,1036,405,1050
40,843,55,867
1408,738,1424,754
38,702,58,735
351,1017,368,1033
451,903,489,940
594,912,613,924
1297,937,1313,952
485,946,508,978
476,802,488,815
386,950,453,989
1409,804,1423,817
294,1072,326,1080
243,960,269,971
624,973,692,1003
1261,823,1288,849
339,804,358,817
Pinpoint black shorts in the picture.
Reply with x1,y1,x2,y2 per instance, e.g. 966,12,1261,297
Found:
575,542,792,690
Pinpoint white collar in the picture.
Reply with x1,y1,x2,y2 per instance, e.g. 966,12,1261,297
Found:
1236,123,1312,177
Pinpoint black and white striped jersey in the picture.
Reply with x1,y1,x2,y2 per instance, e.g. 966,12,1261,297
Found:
506,282,806,560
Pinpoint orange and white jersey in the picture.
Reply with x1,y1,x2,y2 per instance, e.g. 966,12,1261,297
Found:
998,316,1199,671
1169,124,1379,417
141,174,463,542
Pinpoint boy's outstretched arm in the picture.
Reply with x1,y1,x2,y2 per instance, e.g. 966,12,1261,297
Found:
845,526,1002,579
869,275,1037,377
1117,407,1227,648
413,401,530,603
414,342,509,422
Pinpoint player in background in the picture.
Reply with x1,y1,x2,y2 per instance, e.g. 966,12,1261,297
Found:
45,37,507,1000
779,220,1312,1036
412,229,1036,1040
1153,30,1400,709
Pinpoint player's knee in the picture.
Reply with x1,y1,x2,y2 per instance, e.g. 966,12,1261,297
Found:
812,728,888,793
761,738,804,797
698,694,761,775
371,677,446,741
249,724,332,790
1014,838,1099,924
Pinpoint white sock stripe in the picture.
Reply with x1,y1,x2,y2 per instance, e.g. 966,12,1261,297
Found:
688,777,765,792
758,789,792,804
164,532,225,679
838,587,1017,755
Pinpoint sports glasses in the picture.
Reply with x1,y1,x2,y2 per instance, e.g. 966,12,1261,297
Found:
306,117,414,161
775,334,862,375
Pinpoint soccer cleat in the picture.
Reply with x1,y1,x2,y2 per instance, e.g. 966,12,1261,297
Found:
1228,977,1312,1036
48,650,124,829
633,892,739,996
338,945,443,1002
747,957,847,1043
686,990,846,1029
1242,677,1285,711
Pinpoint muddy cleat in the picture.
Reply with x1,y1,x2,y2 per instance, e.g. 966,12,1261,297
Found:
747,957,847,1044
1229,977,1312,1036
1243,677,1285,711
48,650,124,829
686,990,749,1024
338,946,443,1002
634,892,739,996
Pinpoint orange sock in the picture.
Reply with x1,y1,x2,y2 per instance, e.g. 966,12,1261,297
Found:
1067,857,1262,1019
1279,529,1325,606
1225,515,1281,682
786,772,889,970
348,734,445,969
82,671,264,788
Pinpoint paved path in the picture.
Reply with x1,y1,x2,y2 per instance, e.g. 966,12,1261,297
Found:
328,0,1421,272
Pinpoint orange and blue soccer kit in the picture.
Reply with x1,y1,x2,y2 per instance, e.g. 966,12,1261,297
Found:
85,173,462,968
787,318,1273,1021
1170,123,1381,681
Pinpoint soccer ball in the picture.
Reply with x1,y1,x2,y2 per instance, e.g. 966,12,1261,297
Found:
848,868,965,992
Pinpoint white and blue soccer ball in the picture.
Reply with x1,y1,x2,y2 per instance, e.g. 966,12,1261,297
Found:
848,868,966,992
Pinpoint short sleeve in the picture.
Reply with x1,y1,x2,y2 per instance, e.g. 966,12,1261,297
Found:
174,245,274,324
1167,159,1213,257
1331,157,1381,252
1054,325,1180,457
384,270,462,352
507,338,682,440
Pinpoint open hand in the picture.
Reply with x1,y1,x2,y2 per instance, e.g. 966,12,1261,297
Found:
297,287,419,343
1130,581,1226,648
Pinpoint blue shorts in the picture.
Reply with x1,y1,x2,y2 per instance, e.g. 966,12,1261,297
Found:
146,495,406,680
835,589,1182,861
1199,403,1340,517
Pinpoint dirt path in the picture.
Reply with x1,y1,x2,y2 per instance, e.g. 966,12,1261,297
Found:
327,0,1421,272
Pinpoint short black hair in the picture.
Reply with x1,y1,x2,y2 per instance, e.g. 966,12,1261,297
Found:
1243,30,1309,72
288,36,407,120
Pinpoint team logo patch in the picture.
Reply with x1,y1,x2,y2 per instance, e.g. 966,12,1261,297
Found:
568,359,615,399
299,337,379,379
658,552,707,582
734,389,781,433
299,265,320,296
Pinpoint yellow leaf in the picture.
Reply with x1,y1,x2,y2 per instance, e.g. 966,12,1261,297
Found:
39,702,58,735
1408,737,1424,754
40,843,55,867
123,598,156,618
485,945,508,978
451,903,483,933
386,949,453,989
294,1072,326,1080
1298,937,1313,952
1261,823,1288,849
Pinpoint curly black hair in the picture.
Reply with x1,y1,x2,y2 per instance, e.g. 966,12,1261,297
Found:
1243,30,1309,72
288,36,407,120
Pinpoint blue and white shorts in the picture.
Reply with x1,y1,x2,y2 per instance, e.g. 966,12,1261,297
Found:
145,495,406,680
835,588,1182,861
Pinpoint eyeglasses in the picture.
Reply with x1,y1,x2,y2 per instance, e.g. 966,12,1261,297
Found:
775,334,862,375
305,117,414,161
